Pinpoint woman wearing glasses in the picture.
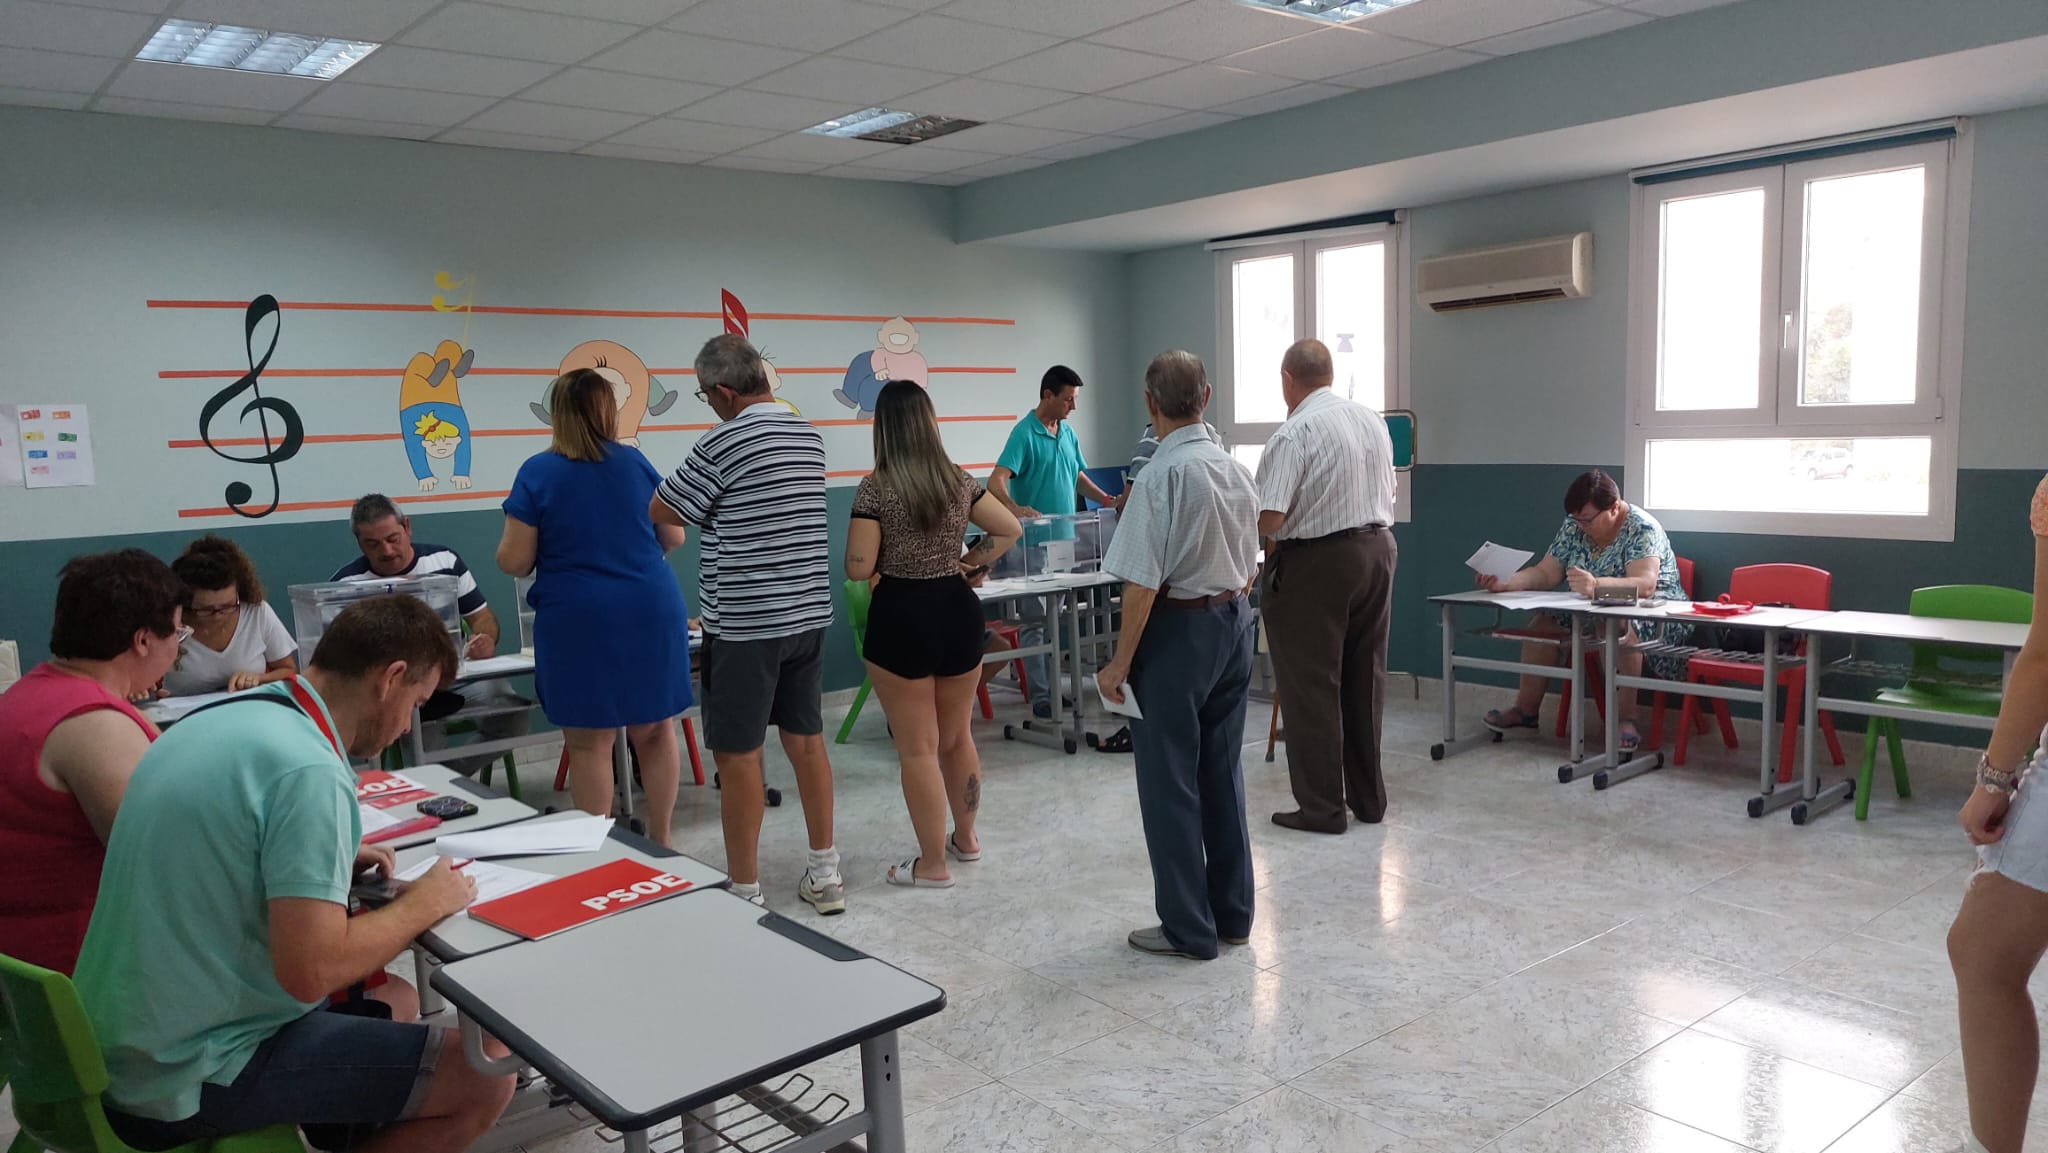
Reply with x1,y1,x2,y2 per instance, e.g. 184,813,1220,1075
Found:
1472,469,1688,755
163,535,298,696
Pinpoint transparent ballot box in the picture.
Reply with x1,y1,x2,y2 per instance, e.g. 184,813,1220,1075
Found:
989,509,1118,582
514,574,536,657
288,575,463,658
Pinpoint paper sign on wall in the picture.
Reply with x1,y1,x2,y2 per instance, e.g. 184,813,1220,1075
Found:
18,404,95,489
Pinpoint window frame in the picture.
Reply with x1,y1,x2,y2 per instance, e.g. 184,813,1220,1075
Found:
1624,129,1971,542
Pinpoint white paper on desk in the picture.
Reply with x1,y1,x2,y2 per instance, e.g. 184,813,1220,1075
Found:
458,654,532,678
437,814,610,858
359,805,400,835
395,858,552,918
1096,676,1143,720
1465,541,1534,581
148,689,238,720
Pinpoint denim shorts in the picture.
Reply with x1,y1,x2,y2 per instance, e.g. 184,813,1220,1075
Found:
108,1007,437,1152
1979,755,2048,893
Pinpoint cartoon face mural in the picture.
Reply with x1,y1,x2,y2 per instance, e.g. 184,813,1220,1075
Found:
399,340,473,491
834,316,928,419
530,339,676,447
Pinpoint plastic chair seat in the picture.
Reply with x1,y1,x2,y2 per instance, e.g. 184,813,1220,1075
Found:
1873,683,2003,717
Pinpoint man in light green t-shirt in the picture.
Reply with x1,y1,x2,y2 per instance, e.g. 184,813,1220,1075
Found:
74,595,515,1153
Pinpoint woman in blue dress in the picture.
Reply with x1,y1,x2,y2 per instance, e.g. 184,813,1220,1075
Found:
497,368,694,846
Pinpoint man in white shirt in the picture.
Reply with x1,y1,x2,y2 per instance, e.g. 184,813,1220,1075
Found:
1256,339,1399,835
1097,351,1260,960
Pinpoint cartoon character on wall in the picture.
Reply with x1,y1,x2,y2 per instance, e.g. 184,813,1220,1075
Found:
530,340,677,446
720,289,800,415
399,340,474,491
834,316,928,418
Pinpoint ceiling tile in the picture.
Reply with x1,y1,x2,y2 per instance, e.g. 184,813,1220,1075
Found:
1101,63,1294,110
933,0,1183,38
704,154,829,173
746,55,950,104
338,46,561,99
272,112,440,139
578,141,716,163
815,164,919,181
584,30,805,86
834,14,1061,75
1357,0,1603,47
399,3,639,64
293,81,496,127
0,85,92,110
979,41,1183,94
490,0,700,24
457,99,648,141
1327,47,1487,88
949,154,1055,177
894,75,1068,120
1217,26,1429,80
172,0,443,42
0,1,154,57
1621,0,1743,14
607,115,780,153
660,88,846,130
1030,133,1139,160
1212,80,1345,116
666,0,909,52
92,95,275,124
1091,1,1307,62
0,46,121,92
865,0,951,11
436,126,583,152
518,68,719,115
1008,94,1180,134
729,131,897,164
918,121,1084,154
104,59,320,109
1115,107,1235,139
1466,6,1650,55
49,0,171,11
837,143,994,172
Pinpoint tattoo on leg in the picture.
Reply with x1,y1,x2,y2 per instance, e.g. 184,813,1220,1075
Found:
965,775,980,812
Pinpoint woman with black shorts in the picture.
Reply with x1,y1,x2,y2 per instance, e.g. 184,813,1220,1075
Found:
846,382,1021,888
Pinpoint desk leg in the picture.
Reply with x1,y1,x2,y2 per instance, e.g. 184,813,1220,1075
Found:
1015,591,1077,754
861,1031,906,1153
412,944,442,1017
1557,615,1613,783
622,1130,650,1153
1067,589,1085,748
1569,616,1585,763
1746,635,1797,819
1427,602,1493,762
1791,634,1852,825
1591,617,1666,791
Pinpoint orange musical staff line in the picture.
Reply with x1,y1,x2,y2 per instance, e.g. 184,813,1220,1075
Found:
147,300,1015,325
159,366,1013,380
166,414,1018,449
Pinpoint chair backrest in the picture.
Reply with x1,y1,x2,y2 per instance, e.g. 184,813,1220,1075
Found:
1907,584,2034,675
841,579,872,658
0,952,122,1153
1728,563,1832,611
1675,556,1696,600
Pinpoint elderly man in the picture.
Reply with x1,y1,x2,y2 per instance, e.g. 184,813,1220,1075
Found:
1096,350,1260,961
1258,338,1399,834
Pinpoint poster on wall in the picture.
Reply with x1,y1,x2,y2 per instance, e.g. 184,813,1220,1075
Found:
18,404,96,489
0,406,21,487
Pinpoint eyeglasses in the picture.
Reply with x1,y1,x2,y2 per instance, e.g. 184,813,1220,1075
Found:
171,625,195,645
190,602,243,618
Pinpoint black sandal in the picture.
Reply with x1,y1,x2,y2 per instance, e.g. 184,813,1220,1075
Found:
1095,725,1134,753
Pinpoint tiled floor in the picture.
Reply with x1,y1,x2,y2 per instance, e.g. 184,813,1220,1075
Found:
8,684,2042,1153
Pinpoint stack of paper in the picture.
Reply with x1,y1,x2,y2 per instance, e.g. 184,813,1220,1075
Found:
436,814,611,859
359,806,401,836
394,857,553,920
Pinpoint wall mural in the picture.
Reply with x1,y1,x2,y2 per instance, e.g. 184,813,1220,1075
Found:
834,316,928,419
195,294,305,518
399,340,474,491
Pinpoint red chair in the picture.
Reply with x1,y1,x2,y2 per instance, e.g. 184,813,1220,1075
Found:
554,718,706,792
1674,563,1845,781
1558,556,1707,747
975,622,1028,720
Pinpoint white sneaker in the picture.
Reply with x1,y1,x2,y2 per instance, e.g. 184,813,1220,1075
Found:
799,869,847,915
730,882,765,907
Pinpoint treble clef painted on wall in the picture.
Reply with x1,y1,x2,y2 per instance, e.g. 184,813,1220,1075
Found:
196,295,305,518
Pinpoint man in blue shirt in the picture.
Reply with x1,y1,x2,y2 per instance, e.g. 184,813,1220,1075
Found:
990,366,1118,718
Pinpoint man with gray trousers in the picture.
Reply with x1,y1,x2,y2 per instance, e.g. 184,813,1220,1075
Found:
1096,350,1261,961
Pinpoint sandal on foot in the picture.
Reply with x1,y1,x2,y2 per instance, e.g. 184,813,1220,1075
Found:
1483,707,1539,734
1617,721,1643,756
1095,725,1133,754
946,833,980,863
886,857,954,888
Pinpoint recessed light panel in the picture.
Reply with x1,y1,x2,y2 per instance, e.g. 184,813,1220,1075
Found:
1237,0,1425,23
136,19,379,80
802,107,982,145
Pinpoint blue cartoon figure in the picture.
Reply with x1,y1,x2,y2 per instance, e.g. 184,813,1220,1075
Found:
833,316,928,418
400,340,473,491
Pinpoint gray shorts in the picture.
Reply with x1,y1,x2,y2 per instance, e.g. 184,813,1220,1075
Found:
700,628,826,751
108,1006,437,1152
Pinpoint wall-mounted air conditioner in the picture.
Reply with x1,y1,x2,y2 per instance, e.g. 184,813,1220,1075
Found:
1416,232,1591,312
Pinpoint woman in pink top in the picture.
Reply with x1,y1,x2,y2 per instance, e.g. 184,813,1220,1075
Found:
0,549,185,974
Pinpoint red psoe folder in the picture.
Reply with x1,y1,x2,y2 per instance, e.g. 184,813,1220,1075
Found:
465,859,696,940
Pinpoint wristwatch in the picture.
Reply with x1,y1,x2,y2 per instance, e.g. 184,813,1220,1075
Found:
1977,752,2021,796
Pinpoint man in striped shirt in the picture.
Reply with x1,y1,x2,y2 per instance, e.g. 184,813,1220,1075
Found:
1257,338,1399,835
652,334,843,915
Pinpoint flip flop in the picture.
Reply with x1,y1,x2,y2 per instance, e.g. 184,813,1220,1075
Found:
1483,707,1539,734
1618,721,1643,756
886,857,954,888
946,833,981,863
1095,726,1133,754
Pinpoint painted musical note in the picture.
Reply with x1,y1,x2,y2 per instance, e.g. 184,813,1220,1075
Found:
432,269,476,346
719,288,798,415
196,295,304,518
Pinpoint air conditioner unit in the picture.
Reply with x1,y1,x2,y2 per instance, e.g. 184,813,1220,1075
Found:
1416,232,1591,312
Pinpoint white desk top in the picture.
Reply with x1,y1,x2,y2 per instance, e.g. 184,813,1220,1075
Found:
140,687,253,725
1426,589,1583,610
1798,611,2030,649
1584,603,1835,631
455,653,535,681
976,571,1119,600
432,889,945,1130
372,764,536,850
394,811,727,960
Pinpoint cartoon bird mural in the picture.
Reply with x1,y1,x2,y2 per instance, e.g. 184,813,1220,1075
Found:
721,289,800,415
530,340,677,447
835,316,928,419
399,340,474,491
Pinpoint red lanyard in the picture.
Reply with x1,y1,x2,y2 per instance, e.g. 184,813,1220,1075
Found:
283,677,345,762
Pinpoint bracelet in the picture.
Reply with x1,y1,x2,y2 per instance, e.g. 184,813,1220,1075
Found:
1978,752,2021,796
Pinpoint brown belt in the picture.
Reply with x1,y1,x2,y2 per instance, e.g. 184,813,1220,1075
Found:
1159,591,1245,609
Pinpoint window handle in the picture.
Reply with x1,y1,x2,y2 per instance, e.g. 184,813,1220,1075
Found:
1782,311,1798,352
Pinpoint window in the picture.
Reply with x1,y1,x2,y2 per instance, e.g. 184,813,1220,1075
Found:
1213,222,1408,518
1627,129,1970,540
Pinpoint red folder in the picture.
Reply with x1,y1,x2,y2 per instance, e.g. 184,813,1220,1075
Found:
364,814,440,845
466,859,697,940
356,770,435,810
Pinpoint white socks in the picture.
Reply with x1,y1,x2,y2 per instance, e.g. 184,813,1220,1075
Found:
807,846,842,885
730,881,763,905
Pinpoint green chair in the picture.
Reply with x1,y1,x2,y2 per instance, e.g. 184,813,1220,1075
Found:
0,952,301,1153
833,580,875,745
1856,584,2034,819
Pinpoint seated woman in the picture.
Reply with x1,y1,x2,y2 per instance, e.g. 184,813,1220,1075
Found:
164,535,297,696
1476,469,1687,754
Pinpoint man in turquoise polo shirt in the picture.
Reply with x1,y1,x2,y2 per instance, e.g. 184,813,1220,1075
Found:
991,365,1119,718
74,595,516,1153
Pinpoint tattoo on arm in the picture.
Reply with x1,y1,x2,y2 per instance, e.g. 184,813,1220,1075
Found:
964,774,980,812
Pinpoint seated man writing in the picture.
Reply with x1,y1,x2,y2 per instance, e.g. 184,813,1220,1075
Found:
75,594,515,1153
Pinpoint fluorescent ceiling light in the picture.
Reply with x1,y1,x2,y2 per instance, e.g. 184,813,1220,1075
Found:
802,107,981,145
136,18,379,79
1237,0,1425,23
